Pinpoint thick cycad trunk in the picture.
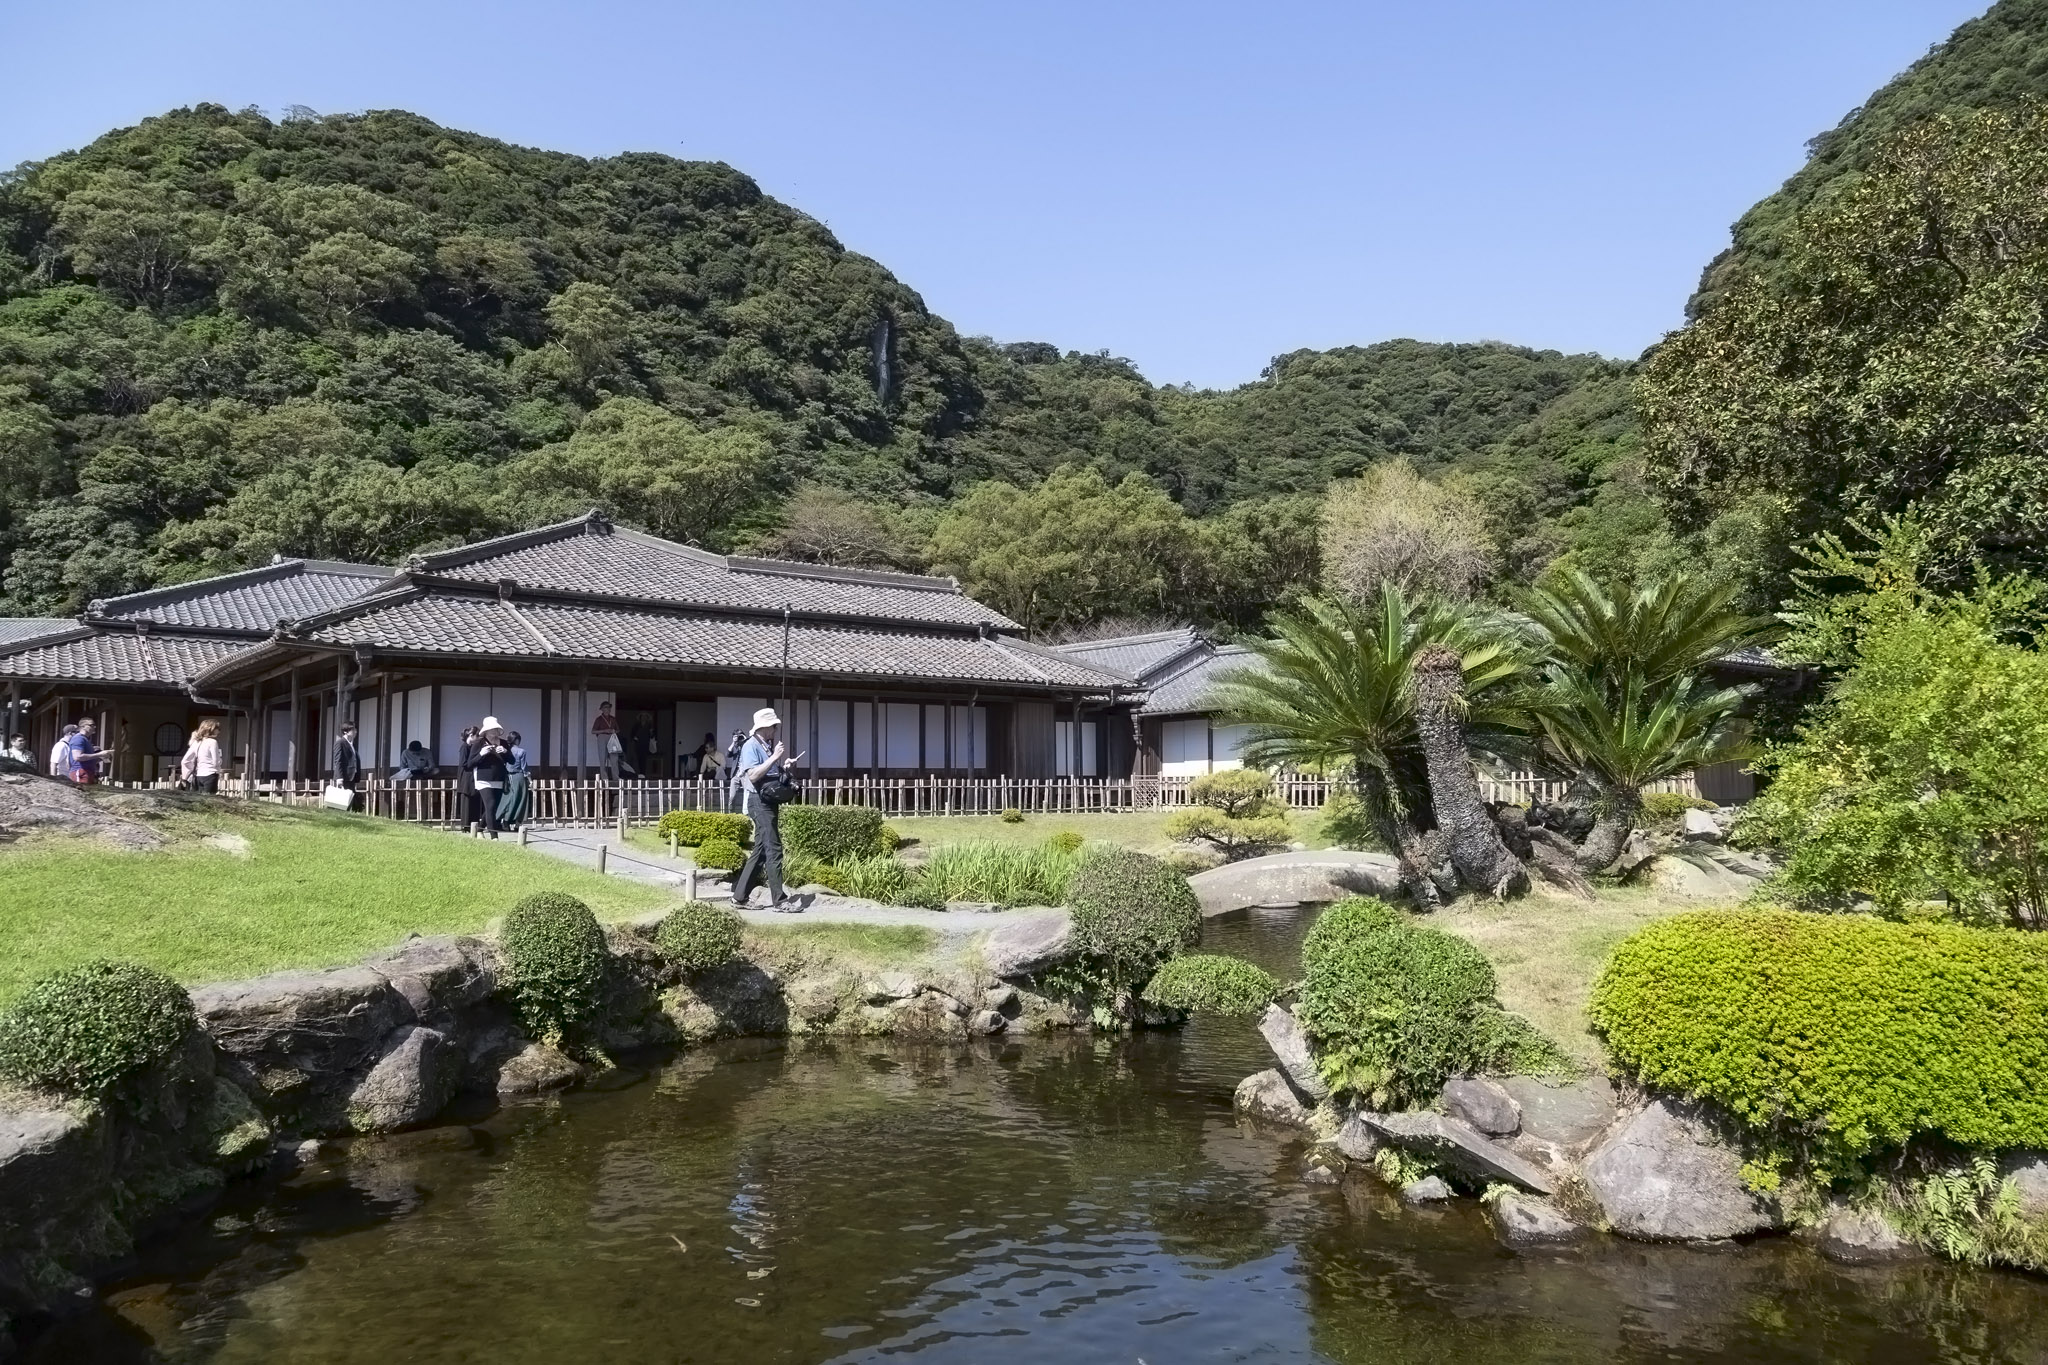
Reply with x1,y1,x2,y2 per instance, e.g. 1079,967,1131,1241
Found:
1354,761,1441,909
1575,785,1643,870
1412,645,1527,899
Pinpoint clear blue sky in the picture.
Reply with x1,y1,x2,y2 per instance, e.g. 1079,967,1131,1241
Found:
1,0,1991,388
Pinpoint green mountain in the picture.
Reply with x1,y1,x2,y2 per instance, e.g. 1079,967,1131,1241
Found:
1689,0,2048,317
0,104,1639,617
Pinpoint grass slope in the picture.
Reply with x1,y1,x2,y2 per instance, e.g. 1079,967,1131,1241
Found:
0,804,668,1002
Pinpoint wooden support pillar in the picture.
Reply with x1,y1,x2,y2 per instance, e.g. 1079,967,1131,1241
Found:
870,694,880,777
287,669,302,783
1071,698,1083,780
376,670,392,779
577,674,589,781
809,678,820,778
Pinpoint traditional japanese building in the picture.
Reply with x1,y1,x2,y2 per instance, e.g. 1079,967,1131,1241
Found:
0,513,1135,784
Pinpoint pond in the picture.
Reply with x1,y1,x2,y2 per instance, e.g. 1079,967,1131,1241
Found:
33,907,2048,1364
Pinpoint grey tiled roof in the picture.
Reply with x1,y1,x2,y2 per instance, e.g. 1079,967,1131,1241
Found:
0,630,249,686
1139,645,1262,715
415,517,1020,630
89,560,389,634
286,590,1129,690
0,618,72,647
1052,628,1207,683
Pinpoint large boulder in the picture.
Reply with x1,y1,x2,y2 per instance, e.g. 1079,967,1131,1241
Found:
1364,1111,1556,1195
1497,1075,1616,1149
1256,1004,1330,1103
495,1040,586,1096
363,936,496,1019
194,965,410,1127
1187,850,1403,915
1235,1069,1312,1130
1679,808,1724,842
1441,1076,1520,1136
1581,1098,1777,1241
347,1026,461,1132
979,912,1074,979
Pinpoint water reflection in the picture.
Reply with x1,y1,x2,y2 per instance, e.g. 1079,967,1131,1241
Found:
29,907,2048,1364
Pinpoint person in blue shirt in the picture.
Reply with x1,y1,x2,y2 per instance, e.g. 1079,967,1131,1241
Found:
730,707,805,912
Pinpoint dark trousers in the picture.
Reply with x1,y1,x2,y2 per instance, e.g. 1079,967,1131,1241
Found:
732,791,784,906
476,784,502,837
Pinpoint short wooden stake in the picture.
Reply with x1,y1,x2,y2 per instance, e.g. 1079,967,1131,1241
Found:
686,867,699,901
597,844,608,875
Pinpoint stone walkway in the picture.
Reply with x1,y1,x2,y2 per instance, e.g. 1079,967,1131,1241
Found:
510,826,1043,930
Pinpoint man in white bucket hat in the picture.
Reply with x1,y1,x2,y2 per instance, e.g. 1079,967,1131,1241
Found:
469,716,511,839
731,706,805,912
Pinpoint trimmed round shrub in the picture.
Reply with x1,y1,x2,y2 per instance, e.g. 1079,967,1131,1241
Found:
501,892,609,1040
1047,829,1085,856
1066,847,1201,988
694,837,745,873
656,903,744,974
1590,909,2048,1171
0,960,196,1098
781,805,885,863
1000,808,1025,824
655,810,752,848
1297,897,1508,1109
872,823,903,854
1141,954,1280,1016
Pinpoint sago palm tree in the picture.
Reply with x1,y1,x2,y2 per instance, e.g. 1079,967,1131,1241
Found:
1527,670,1750,868
1517,570,1777,869
1209,586,1527,904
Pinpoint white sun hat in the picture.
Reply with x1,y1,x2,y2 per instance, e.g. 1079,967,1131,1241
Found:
481,716,502,731
752,707,782,731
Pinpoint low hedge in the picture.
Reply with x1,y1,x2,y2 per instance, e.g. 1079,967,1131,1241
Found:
1066,847,1201,989
1141,954,1279,1016
657,903,744,974
0,960,196,1098
1590,909,2048,1169
501,892,610,1041
781,805,885,862
694,837,745,873
655,810,753,848
1298,897,1560,1109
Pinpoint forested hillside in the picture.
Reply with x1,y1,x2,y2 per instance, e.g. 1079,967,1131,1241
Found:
0,104,1647,630
1689,0,2048,316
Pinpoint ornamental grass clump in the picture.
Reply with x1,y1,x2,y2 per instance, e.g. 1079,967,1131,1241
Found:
909,841,1079,908
1297,897,1564,1109
0,960,196,1099
1141,954,1280,1017
833,852,916,904
1066,846,1202,993
656,903,744,974
1590,909,2048,1173
501,892,610,1042
655,810,752,848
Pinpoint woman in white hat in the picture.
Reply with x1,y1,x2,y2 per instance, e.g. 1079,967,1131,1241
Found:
470,717,511,839
731,707,805,912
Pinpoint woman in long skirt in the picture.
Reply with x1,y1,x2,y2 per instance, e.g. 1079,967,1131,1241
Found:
497,730,531,830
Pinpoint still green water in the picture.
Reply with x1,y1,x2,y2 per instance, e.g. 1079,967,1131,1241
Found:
39,908,2048,1363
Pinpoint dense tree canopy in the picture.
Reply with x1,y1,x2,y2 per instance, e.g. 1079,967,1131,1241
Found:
1643,102,2048,591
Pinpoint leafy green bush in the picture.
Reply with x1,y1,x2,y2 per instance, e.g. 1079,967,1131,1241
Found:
873,822,903,853
1001,808,1025,824
694,837,745,873
1164,807,1293,859
909,841,1079,908
0,960,196,1098
1590,909,2048,1172
1640,791,1718,824
1066,847,1202,990
1141,954,1280,1016
783,852,837,890
656,810,753,848
781,805,885,863
500,892,611,1041
1186,769,1282,819
656,903,744,974
1316,787,1384,852
834,852,916,903
1047,829,1084,855
1297,897,1556,1109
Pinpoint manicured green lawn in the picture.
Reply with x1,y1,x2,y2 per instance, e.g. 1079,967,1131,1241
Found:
0,804,668,1002
1435,887,1714,1066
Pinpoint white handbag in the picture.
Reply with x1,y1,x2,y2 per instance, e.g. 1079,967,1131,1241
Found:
322,783,355,811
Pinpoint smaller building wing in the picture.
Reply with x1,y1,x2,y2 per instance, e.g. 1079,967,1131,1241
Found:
88,559,390,634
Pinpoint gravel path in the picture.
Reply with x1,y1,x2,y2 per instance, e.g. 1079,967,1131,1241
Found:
512,827,1050,930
